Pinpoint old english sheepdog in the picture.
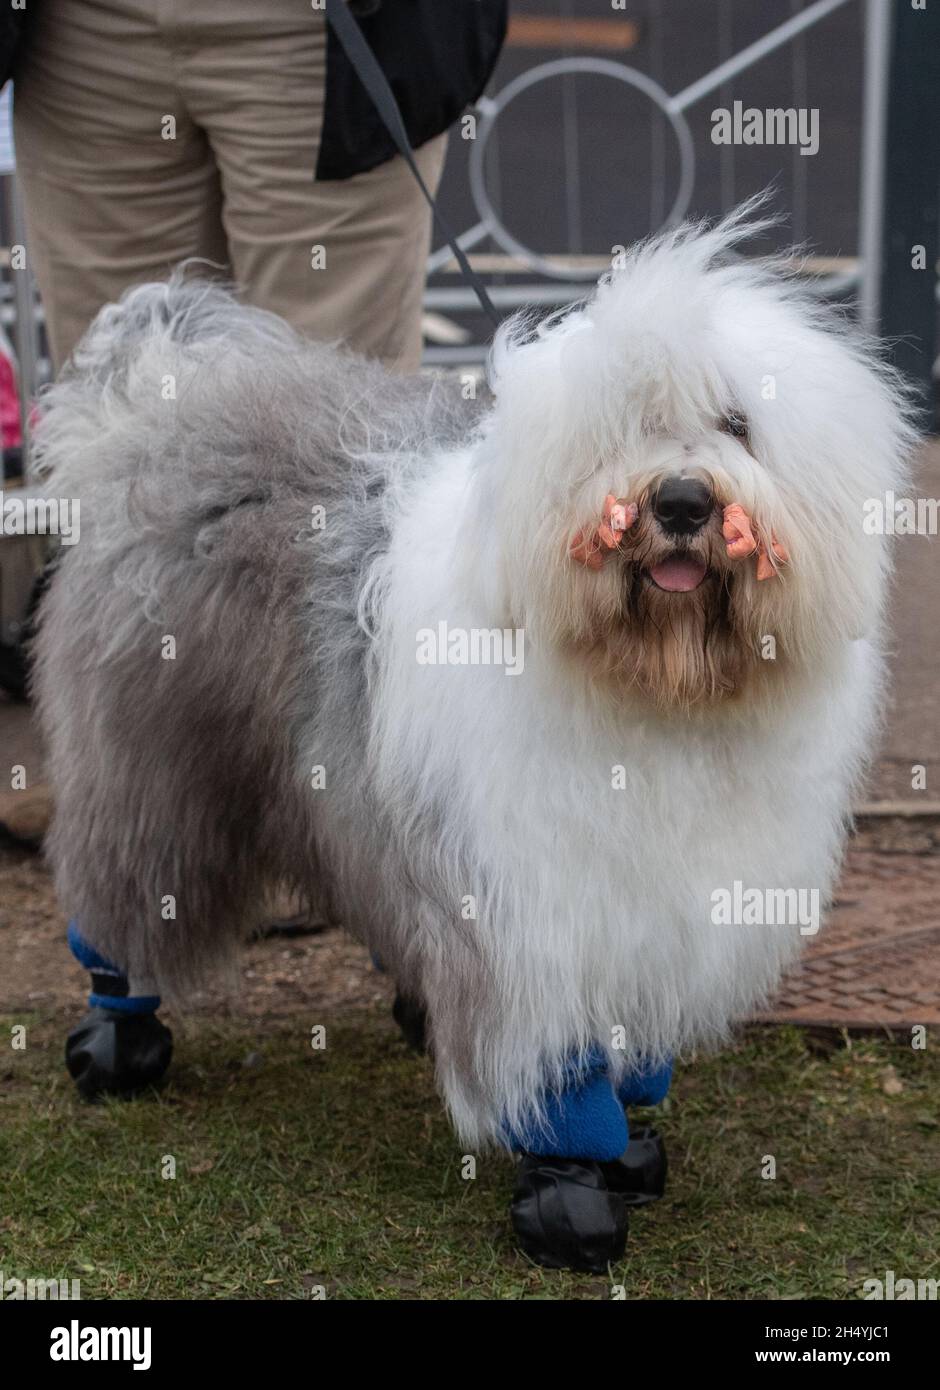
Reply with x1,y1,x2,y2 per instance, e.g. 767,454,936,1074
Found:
34,209,916,1271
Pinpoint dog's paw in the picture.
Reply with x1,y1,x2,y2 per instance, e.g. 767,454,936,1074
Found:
65,1008,173,1100
510,1154,629,1272
599,1126,668,1207
391,991,428,1054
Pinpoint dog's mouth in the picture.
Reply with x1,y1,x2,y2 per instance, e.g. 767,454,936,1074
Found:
645,554,710,593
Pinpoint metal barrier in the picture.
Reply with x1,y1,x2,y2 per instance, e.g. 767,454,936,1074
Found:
425,0,932,383
452,0,855,277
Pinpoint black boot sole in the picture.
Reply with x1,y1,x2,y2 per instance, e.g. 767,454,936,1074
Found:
66,1008,173,1100
511,1154,629,1273
600,1126,668,1206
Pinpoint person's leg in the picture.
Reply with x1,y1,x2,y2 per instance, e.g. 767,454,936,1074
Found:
176,2,444,371
12,0,228,369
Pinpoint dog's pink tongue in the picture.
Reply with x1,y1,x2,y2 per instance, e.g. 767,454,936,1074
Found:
649,556,708,592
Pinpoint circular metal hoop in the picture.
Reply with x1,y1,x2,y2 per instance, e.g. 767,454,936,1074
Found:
469,59,696,282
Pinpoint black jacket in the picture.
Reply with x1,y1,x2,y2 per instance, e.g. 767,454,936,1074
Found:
319,0,507,179
1,0,507,181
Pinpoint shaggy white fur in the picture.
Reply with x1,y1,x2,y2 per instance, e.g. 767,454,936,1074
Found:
34,207,918,1149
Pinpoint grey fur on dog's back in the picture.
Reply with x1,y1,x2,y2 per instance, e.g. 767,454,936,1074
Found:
34,278,481,993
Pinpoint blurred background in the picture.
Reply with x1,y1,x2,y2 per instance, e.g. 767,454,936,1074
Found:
423,0,938,410
0,1,937,405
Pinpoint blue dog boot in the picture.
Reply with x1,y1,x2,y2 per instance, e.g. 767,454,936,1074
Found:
65,921,172,1100
66,1008,174,1101
509,1052,673,1269
511,1154,629,1273
616,1059,673,1109
602,1059,673,1206
509,1056,631,1272
600,1127,668,1208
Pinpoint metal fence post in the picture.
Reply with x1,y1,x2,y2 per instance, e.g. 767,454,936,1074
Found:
876,0,940,428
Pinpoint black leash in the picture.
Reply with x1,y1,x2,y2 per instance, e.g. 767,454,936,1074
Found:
324,0,501,330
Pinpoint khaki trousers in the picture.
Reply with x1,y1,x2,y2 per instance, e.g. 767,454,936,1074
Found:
13,0,446,371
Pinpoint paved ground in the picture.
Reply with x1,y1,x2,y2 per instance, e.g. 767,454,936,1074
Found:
757,440,940,1029
869,443,940,805
758,817,940,1029
1,442,938,1031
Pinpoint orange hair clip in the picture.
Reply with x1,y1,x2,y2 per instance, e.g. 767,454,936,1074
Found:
570,494,638,570
723,503,788,580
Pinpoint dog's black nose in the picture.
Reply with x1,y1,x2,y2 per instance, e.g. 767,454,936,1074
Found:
651,477,713,535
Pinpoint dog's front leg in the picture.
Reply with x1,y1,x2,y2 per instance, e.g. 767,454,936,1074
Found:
508,1054,671,1273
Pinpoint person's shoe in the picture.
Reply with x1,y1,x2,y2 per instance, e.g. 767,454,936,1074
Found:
599,1126,667,1207
65,1007,173,1100
510,1154,629,1272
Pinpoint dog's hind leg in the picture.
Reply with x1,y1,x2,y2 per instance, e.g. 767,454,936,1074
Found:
35,505,317,1097
64,921,174,1099
370,953,429,1054
391,990,428,1054
46,652,308,1097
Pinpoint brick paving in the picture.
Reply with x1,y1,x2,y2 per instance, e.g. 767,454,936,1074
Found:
758,440,940,1031
757,828,940,1029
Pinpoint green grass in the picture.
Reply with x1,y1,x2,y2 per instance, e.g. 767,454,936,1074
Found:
1,1010,938,1300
